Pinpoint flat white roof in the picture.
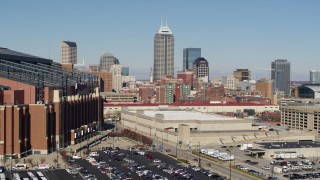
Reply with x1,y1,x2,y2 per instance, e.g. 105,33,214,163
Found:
138,110,241,121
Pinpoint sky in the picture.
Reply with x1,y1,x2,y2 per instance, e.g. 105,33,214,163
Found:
1,1,319,81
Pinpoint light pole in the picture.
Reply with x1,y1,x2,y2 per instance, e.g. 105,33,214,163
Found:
227,148,232,180
161,131,164,151
56,140,59,168
198,141,201,167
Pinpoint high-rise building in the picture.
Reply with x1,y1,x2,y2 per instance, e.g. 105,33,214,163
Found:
233,69,251,81
256,80,273,103
183,48,201,70
153,22,174,82
122,67,129,76
156,83,174,103
100,52,120,72
61,41,77,64
271,59,291,95
310,70,320,84
192,57,209,82
110,64,122,93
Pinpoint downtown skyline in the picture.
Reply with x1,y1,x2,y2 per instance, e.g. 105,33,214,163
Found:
1,0,319,80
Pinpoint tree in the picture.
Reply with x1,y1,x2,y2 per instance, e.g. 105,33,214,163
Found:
40,157,46,164
26,158,34,167
53,158,58,168
59,150,67,161
14,159,20,164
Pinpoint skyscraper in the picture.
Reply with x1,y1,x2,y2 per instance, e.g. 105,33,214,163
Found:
183,48,201,70
233,69,251,81
271,59,291,95
153,22,174,82
100,52,120,72
61,41,77,64
192,57,209,82
310,70,320,84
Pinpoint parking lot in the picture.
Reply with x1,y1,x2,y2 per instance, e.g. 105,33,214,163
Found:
201,144,320,180
65,147,226,180
0,169,78,180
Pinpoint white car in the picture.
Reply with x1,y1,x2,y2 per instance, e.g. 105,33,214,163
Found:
72,155,81,159
262,166,271,170
153,159,161,163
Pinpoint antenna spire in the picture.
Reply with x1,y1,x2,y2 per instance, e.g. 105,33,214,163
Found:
165,16,167,27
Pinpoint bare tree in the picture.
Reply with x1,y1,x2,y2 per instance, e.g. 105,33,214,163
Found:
40,157,46,164
26,158,33,167
14,159,20,164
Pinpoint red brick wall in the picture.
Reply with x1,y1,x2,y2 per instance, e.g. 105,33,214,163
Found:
29,105,48,151
0,78,36,104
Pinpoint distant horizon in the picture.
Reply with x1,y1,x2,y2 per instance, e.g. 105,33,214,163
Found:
1,0,319,81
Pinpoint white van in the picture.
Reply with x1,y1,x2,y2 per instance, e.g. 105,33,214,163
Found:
15,163,28,170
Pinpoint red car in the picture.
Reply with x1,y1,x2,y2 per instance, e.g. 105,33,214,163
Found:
144,153,154,159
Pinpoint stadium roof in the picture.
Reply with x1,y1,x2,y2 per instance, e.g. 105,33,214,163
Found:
0,47,52,65
137,110,241,121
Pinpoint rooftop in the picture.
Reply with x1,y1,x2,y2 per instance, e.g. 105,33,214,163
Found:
137,110,242,121
0,47,52,65
258,141,320,149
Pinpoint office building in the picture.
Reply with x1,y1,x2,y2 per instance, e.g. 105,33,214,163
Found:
122,67,129,76
153,22,174,82
192,57,209,82
271,59,291,95
61,41,77,64
310,70,320,84
100,52,120,72
110,64,122,93
183,48,201,70
221,76,239,90
90,71,112,92
233,69,251,81
156,83,174,103
256,80,273,102
177,70,193,86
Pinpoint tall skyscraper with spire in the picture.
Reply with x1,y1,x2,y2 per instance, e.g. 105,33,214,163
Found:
153,21,174,82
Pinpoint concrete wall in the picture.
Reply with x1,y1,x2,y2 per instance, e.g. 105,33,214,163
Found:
106,104,279,116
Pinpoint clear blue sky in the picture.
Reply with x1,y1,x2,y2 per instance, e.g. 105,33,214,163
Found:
1,0,319,80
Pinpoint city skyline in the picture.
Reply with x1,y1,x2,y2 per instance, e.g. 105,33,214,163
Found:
1,1,319,80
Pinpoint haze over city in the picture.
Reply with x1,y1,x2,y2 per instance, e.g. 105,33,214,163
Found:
1,0,319,80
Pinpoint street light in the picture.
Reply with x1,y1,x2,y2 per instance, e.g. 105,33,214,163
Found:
161,131,164,151
198,141,201,167
56,140,59,168
227,148,232,180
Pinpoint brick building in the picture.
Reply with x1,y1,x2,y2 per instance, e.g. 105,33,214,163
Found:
0,47,103,159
